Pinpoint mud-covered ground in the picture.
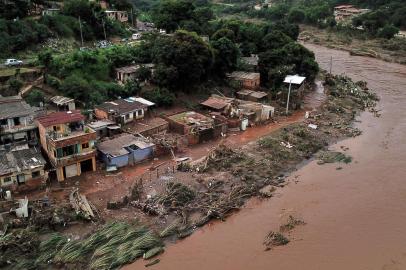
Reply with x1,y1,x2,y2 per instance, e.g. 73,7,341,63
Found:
0,73,378,270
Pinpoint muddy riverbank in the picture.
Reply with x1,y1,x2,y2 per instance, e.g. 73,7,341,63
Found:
125,44,406,270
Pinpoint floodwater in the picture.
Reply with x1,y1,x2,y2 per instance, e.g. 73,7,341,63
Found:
125,44,406,270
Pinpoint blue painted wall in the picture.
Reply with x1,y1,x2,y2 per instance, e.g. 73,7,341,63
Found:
99,151,129,168
127,146,153,164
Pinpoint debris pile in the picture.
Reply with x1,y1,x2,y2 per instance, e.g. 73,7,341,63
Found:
0,221,164,269
316,151,352,164
279,216,306,232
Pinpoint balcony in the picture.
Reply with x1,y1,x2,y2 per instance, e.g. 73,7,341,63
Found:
47,126,96,148
51,149,96,167
0,123,36,134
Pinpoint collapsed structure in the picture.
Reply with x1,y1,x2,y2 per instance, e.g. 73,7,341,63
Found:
0,146,46,188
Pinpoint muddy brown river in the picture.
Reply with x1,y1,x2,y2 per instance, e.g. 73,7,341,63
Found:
125,44,406,270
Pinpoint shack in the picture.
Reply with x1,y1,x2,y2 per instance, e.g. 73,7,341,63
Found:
165,111,215,145
97,134,155,168
282,75,306,110
87,119,120,139
236,89,268,103
227,71,260,90
116,64,155,85
50,96,76,111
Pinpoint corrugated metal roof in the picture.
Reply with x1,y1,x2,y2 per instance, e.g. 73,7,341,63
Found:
127,97,155,107
200,97,229,110
36,110,84,127
50,96,74,105
284,75,306,85
96,99,146,115
97,134,154,157
228,71,260,80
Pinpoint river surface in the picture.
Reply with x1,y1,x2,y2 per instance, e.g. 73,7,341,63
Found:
125,44,406,270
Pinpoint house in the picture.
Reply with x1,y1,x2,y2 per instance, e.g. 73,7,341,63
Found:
334,5,369,22
0,96,43,146
105,10,128,22
165,111,216,144
236,89,268,103
0,147,46,188
115,64,155,85
50,96,76,111
241,54,259,70
95,99,147,125
87,119,120,139
97,134,155,168
42,8,60,16
227,71,260,90
35,110,97,182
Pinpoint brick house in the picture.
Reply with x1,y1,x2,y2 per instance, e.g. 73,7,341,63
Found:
35,111,97,182
227,71,260,90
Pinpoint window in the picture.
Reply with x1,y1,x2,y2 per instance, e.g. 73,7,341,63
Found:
125,114,130,120
3,177,12,183
82,142,89,149
13,117,21,126
0,119,7,126
32,171,41,178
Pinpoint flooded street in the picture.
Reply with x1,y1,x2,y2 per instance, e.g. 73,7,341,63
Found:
125,44,406,270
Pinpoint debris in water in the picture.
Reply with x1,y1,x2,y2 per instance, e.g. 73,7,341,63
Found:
279,215,306,232
316,151,352,165
145,259,160,267
263,231,289,251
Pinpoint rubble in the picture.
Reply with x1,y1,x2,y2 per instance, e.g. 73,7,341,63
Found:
263,231,289,250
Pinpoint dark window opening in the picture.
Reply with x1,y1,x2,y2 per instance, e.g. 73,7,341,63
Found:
32,171,41,178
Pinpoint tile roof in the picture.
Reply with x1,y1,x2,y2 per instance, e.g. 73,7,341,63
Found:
96,99,146,115
36,110,84,127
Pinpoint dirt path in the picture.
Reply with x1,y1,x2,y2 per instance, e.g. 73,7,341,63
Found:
124,44,406,270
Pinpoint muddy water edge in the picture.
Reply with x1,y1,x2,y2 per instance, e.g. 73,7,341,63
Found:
125,44,406,270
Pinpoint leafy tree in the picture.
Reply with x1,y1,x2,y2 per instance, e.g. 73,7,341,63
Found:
288,9,305,23
26,89,45,106
211,37,239,77
37,50,53,84
124,79,141,95
152,0,196,33
211,29,235,42
261,31,293,51
377,24,399,39
151,31,214,90
143,88,175,107
135,66,152,82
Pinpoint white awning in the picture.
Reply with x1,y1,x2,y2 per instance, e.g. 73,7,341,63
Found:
284,75,306,85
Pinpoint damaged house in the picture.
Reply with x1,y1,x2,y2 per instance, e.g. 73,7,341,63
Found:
0,96,43,146
36,111,97,182
236,89,268,103
165,111,215,145
0,147,46,188
116,64,155,85
201,95,275,129
105,10,128,22
97,134,155,169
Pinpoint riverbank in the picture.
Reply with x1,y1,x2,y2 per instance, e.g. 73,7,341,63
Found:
299,25,406,65
125,43,406,270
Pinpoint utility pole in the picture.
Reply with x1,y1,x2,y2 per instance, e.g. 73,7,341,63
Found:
329,56,333,74
79,16,84,47
102,18,107,40
130,8,134,27
286,79,292,115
